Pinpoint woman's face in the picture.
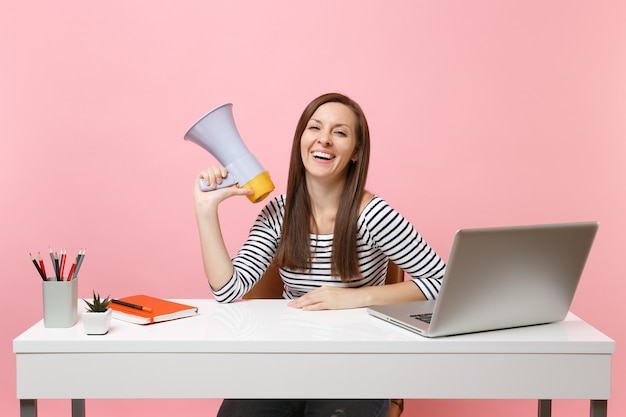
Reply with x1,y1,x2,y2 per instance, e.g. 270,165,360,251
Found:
300,102,358,184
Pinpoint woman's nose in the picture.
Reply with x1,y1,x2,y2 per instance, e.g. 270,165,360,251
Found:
318,131,332,145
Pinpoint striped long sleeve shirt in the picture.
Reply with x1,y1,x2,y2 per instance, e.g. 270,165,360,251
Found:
211,194,446,303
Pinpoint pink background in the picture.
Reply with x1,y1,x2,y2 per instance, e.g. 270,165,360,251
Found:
1,1,624,416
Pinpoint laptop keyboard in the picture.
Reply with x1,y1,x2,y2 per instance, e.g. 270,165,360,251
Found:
410,313,433,323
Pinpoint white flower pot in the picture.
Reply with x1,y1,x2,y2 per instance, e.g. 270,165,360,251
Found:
82,309,112,335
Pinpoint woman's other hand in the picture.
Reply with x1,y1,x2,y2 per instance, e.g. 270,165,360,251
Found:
287,281,425,311
288,287,364,311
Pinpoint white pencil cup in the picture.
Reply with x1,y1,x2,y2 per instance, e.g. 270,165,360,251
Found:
42,279,78,328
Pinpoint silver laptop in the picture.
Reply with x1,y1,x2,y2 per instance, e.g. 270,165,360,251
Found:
367,221,598,337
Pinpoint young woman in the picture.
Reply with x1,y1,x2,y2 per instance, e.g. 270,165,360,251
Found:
194,93,446,417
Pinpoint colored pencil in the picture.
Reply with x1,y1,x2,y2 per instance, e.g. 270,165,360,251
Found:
49,247,57,280
38,252,47,279
66,260,77,281
30,253,46,280
59,249,66,280
74,248,86,277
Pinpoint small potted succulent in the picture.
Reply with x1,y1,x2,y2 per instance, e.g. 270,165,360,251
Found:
82,291,112,335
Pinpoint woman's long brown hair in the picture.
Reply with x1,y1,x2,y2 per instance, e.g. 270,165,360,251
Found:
274,93,371,281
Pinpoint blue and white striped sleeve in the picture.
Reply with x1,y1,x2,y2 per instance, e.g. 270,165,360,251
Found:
361,197,446,300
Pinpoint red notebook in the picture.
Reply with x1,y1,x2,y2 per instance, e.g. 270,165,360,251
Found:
110,295,198,325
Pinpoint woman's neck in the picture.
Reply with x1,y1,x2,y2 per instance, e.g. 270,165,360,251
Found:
306,178,345,235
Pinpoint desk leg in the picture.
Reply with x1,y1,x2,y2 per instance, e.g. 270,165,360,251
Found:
590,400,607,417
538,399,551,417
71,399,85,417
20,399,37,417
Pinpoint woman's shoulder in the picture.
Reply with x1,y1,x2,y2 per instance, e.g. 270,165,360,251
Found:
258,194,287,219
270,193,286,206
360,192,390,217
359,193,400,227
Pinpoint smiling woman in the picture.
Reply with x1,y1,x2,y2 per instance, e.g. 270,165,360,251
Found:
193,92,446,417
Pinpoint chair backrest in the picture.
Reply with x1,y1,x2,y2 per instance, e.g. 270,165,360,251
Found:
243,261,404,299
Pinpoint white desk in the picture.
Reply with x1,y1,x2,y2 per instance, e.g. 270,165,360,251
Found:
14,299,614,417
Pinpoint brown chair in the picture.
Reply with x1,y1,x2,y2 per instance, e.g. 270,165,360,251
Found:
243,261,405,417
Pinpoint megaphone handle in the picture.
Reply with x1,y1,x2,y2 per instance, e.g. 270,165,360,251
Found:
198,176,238,192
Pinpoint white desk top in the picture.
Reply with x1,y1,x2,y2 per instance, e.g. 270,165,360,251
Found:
14,299,614,355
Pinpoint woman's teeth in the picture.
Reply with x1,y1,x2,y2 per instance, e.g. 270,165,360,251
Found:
312,151,333,160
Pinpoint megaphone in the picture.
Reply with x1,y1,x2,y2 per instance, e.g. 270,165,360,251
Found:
184,103,275,203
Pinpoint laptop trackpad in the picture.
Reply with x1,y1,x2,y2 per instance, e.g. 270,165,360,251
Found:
408,299,437,314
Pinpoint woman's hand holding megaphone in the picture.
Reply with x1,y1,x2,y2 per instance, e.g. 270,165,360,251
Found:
199,165,229,191
194,165,254,207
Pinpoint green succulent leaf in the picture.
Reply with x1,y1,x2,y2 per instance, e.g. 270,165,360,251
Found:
82,290,110,312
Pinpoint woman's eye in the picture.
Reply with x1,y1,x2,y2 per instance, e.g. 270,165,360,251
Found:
308,125,320,131
334,130,346,137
